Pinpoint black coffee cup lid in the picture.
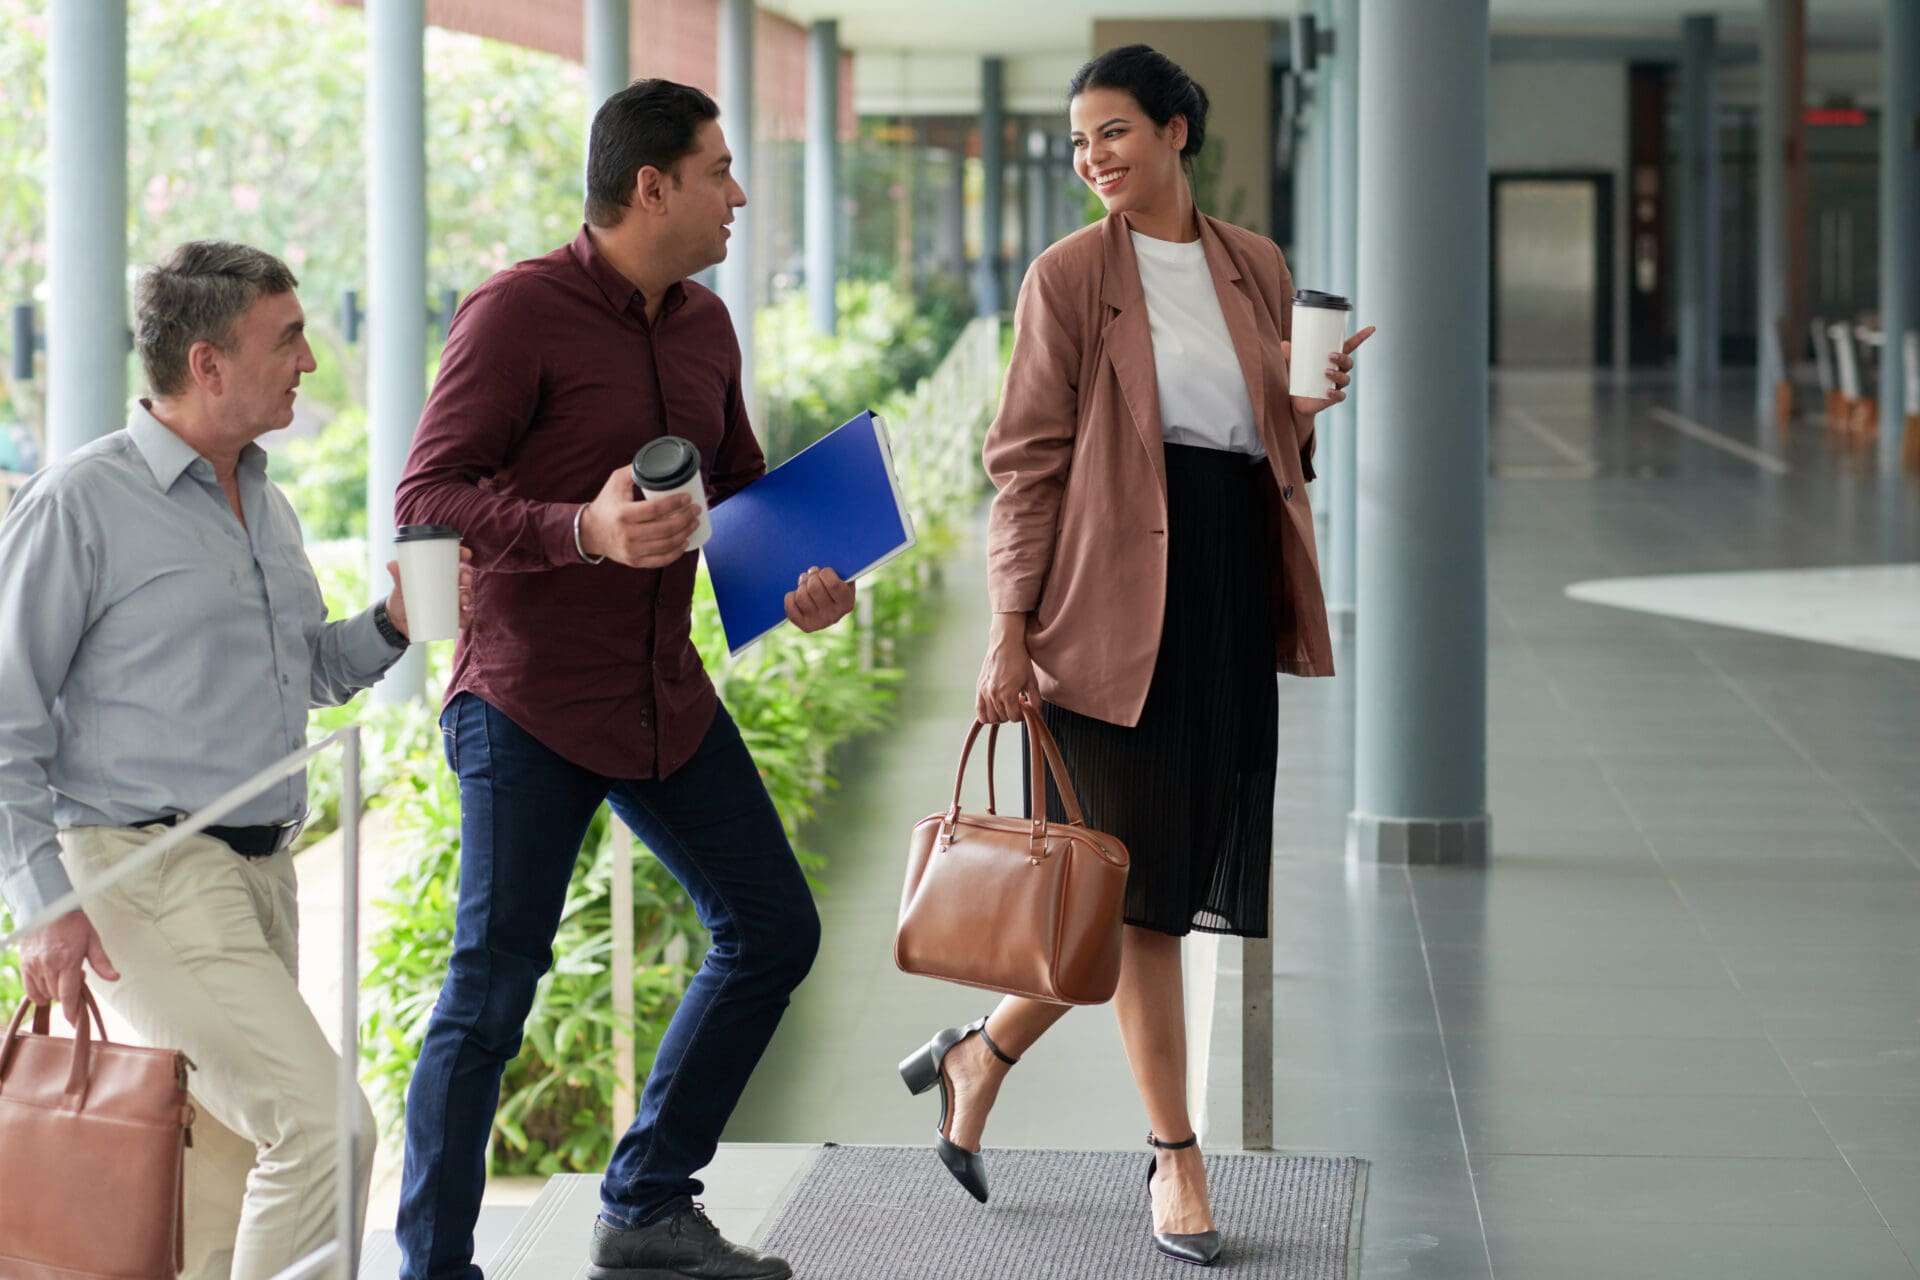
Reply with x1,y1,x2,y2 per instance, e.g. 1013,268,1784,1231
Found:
1293,290,1352,311
633,436,700,490
395,524,460,542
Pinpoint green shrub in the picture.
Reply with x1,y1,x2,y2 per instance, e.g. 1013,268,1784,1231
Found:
755,278,973,464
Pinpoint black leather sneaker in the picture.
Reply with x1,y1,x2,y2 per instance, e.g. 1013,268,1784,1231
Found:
583,1202,793,1280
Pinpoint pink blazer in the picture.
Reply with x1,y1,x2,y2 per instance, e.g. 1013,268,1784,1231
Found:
983,211,1334,728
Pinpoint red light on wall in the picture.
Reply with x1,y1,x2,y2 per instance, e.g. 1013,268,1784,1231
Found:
1804,107,1867,127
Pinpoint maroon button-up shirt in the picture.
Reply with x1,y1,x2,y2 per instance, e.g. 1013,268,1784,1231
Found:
395,226,765,779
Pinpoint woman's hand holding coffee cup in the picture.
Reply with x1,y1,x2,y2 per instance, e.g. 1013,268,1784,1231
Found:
578,465,704,568
1284,325,1376,417
385,546,475,642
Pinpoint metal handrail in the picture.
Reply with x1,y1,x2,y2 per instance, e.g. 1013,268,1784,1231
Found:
1,726,365,1280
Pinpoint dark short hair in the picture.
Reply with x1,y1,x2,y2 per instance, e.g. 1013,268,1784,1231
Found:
1067,44,1211,167
585,78,722,227
135,241,299,397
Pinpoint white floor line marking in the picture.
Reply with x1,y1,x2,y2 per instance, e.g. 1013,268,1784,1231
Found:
1647,406,1791,474
1504,407,1596,469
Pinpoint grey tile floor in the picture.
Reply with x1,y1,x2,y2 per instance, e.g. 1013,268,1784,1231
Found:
728,372,1920,1278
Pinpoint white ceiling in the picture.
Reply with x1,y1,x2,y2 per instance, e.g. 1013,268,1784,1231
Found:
762,0,1886,56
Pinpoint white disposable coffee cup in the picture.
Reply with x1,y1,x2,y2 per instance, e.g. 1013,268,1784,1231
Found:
393,524,462,643
1290,290,1353,401
632,436,712,553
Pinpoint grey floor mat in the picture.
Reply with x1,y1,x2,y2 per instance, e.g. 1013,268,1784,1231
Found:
758,1145,1367,1278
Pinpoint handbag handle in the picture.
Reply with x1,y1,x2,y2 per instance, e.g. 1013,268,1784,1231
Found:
0,990,109,1107
945,697,1088,852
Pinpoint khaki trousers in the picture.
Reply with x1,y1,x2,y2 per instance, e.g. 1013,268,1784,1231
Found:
60,827,376,1280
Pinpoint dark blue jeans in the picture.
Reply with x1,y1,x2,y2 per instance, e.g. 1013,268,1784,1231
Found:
395,694,821,1280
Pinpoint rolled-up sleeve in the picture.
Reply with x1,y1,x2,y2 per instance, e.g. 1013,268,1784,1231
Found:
307,604,403,708
0,487,92,922
395,276,583,572
983,263,1082,615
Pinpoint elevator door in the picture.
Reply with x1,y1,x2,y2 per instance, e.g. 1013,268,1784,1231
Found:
1492,176,1610,367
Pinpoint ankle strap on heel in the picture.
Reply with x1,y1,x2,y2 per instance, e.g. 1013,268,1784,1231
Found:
974,1019,1019,1067
1146,1132,1199,1151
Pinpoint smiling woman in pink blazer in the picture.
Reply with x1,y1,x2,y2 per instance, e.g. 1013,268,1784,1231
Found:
897,44,1372,1266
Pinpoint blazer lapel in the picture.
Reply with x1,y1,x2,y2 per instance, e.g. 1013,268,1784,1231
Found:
1100,215,1166,489
1197,214,1270,453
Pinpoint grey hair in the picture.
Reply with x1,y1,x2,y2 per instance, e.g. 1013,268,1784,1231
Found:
135,240,299,396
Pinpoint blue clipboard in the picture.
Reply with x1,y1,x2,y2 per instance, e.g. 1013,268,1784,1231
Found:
706,410,916,656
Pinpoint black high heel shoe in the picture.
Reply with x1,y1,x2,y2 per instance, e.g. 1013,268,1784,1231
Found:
1146,1132,1224,1266
898,1016,1019,1203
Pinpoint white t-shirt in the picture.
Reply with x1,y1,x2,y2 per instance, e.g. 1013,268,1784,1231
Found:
1130,230,1264,458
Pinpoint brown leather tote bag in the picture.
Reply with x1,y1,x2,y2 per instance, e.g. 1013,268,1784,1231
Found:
895,698,1131,1005
0,989,194,1279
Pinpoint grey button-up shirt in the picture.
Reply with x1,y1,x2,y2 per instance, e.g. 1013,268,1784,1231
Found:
0,402,404,922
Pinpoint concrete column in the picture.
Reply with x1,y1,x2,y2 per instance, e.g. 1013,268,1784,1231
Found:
942,137,968,278
1023,125,1051,280
1053,133,1079,240
47,0,126,462
716,0,756,399
1879,0,1920,472
584,0,629,137
1756,0,1802,421
1350,0,1490,865
1289,91,1317,279
975,58,1006,315
1677,14,1719,389
367,0,427,704
1324,0,1360,618
805,19,839,335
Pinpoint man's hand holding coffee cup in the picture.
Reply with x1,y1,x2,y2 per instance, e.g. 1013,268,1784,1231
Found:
579,465,704,568
385,546,476,640
1284,325,1376,417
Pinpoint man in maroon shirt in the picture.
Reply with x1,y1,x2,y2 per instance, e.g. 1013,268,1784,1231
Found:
392,80,854,1280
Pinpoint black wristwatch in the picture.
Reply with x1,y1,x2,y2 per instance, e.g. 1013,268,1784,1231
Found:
372,600,409,650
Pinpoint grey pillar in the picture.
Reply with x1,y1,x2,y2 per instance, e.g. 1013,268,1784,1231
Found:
805,19,839,334
1880,0,1920,472
1677,14,1719,388
1023,126,1051,279
47,0,126,462
1290,92,1317,279
1350,0,1490,865
584,0,629,137
716,0,756,400
975,58,1006,315
1756,0,1792,418
1053,133,1079,240
1325,0,1360,618
942,138,968,278
367,0,427,703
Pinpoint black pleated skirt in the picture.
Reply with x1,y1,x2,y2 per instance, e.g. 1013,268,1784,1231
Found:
1029,442,1278,939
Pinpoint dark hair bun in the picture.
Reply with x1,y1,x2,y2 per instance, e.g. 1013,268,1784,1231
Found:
1068,44,1211,161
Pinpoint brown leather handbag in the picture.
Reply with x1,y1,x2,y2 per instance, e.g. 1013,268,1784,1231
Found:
0,990,195,1279
895,698,1131,1005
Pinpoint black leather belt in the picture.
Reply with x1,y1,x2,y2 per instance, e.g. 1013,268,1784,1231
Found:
139,813,304,858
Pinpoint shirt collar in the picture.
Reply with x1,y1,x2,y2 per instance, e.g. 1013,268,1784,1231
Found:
127,399,267,490
569,224,687,319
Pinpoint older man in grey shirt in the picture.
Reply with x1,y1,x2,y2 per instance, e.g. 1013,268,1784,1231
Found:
0,241,464,1280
